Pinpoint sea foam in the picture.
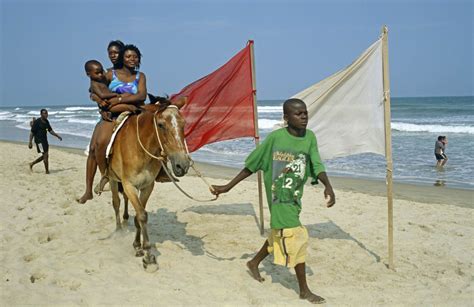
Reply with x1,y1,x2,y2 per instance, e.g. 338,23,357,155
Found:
392,122,474,134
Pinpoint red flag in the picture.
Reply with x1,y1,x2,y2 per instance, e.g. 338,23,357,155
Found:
171,42,255,152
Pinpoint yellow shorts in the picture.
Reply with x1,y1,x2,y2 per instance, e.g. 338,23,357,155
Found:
267,226,309,268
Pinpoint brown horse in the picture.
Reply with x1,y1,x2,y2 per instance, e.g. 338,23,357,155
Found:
107,96,189,271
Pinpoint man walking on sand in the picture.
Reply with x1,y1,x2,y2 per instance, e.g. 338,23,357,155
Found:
28,109,62,174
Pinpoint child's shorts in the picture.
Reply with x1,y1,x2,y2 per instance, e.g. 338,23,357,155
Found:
267,226,309,268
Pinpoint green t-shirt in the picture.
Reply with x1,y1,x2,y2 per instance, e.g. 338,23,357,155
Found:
245,128,326,229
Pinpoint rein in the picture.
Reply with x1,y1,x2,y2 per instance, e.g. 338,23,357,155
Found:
136,105,218,202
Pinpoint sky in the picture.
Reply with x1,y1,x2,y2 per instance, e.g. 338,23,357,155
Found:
1,0,473,106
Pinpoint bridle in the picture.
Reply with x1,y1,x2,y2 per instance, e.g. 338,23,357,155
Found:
136,105,217,202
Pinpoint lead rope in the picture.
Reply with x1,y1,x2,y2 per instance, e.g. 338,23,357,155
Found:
136,109,218,202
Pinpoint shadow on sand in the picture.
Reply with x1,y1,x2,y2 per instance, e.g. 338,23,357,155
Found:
306,221,381,263
145,207,236,261
184,202,261,231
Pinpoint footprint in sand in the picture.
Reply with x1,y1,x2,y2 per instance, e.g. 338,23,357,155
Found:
37,233,57,244
84,268,96,275
60,201,70,209
63,208,75,216
23,253,38,263
30,272,47,283
52,279,82,291
43,221,62,228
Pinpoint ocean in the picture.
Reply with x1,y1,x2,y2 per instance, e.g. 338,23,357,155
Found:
1,96,473,189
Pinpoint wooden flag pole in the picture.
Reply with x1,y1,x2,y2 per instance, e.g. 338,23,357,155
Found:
381,25,394,269
249,40,265,235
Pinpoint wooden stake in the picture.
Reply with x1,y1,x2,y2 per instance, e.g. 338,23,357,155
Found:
381,25,394,269
249,40,265,235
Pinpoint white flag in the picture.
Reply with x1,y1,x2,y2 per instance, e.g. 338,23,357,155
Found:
292,39,385,160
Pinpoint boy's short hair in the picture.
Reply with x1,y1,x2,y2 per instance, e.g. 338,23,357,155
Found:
437,135,446,141
283,98,306,114
84,60,102,73
40,109,47,114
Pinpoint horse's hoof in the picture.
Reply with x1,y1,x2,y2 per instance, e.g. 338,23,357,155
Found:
143,255,158,273
135,249,144,257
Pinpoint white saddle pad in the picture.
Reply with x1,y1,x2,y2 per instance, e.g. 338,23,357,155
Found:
106,114,130,159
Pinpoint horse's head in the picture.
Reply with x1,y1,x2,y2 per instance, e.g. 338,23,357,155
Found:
153,96,189,177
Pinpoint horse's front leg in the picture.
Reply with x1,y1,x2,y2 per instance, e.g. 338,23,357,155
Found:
137,182,156,268
133,215,142,256
122,181,157,272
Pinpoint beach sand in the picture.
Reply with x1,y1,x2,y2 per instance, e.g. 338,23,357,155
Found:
0,141,472,306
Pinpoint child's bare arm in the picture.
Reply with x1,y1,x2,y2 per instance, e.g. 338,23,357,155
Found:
211,168,253,195
91,81,118,100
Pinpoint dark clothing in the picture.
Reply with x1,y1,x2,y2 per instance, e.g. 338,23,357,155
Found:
31,118,52,144
435,153,447,161
36,141,49,153
434,140,445,155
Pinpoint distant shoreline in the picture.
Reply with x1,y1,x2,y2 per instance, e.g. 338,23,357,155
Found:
5,139,472,208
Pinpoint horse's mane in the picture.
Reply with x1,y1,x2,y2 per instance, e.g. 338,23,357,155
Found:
145,93,172,113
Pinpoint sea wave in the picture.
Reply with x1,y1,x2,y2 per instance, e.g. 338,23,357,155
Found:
27,110,60,115
258,119,282,130
14,123,92,138
64,106,98,111
257,106,282,113
392,122,474,134
67,118,98,125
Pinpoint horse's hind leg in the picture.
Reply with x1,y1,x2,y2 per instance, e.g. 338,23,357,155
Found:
110,181,122,231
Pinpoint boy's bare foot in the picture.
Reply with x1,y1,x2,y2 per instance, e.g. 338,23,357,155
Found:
246,261,264,282
300,291,326,304
77,193,93,204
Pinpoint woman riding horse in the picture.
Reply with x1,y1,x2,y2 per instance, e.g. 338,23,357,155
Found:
78,44,147,203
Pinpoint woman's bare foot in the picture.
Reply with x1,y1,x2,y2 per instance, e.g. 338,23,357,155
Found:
94,176,109,195
300,291,326,304
77,193,93,204
246,261,265,282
